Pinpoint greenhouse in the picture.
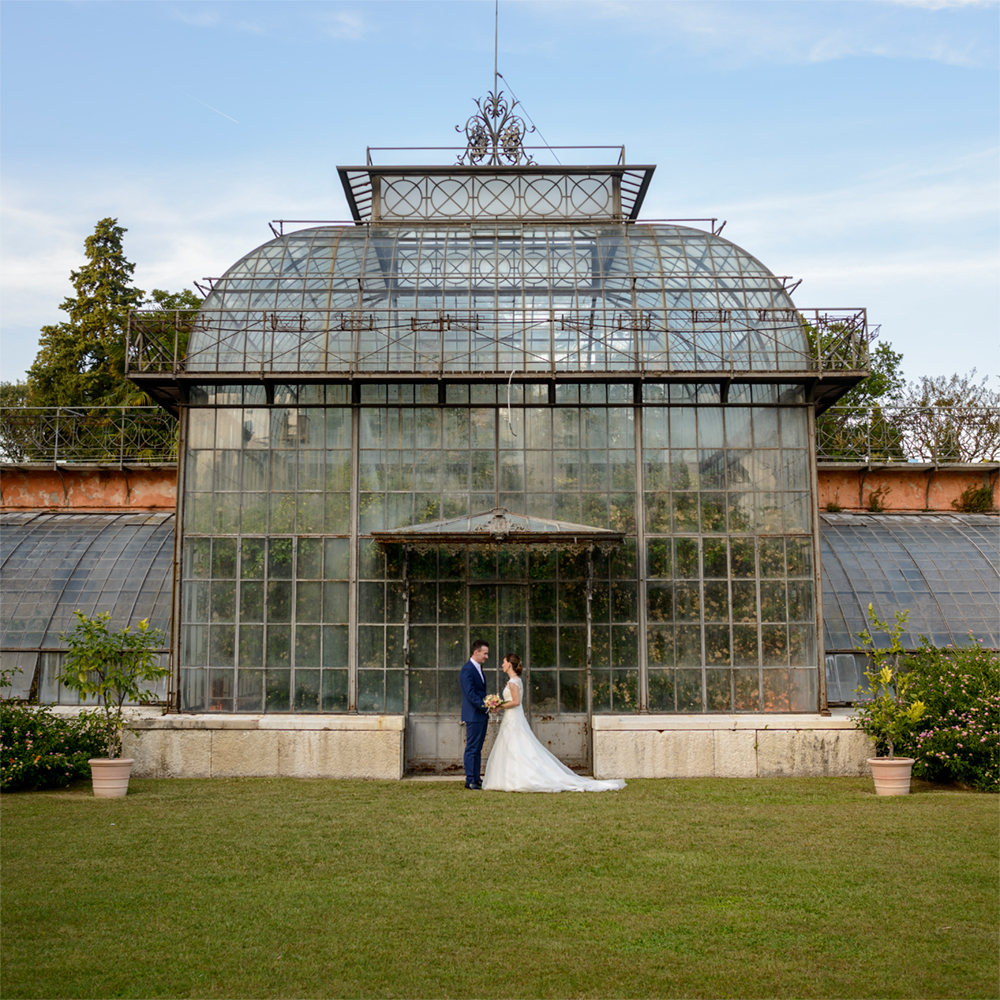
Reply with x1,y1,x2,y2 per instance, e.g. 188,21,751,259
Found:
4,508,996,762
105,96,893,771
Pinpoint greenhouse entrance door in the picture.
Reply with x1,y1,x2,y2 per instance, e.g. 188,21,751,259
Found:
403,577,592,775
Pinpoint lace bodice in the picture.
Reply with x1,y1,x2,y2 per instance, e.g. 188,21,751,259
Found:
502,676,523,703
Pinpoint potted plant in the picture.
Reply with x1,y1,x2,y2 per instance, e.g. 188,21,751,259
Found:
853,604,926,796
59,611,169,797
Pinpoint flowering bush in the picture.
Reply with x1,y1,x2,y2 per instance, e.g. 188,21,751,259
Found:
1,700,107,792
897,637,999,793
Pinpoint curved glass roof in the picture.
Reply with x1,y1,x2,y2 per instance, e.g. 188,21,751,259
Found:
820,513,999,650
187,224,808,375
0,512,174,650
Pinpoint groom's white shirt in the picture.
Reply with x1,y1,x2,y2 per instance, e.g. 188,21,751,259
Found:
473,660,484,683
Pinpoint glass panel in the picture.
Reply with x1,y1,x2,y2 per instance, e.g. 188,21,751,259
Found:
266,670,290,711
294,670,320,711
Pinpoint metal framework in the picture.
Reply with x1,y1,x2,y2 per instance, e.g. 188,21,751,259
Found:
338,164,656,224
817,406,1000,464
126,305,869,413
0,407,178,466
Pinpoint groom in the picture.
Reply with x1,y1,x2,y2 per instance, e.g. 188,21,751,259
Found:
459,639,490,790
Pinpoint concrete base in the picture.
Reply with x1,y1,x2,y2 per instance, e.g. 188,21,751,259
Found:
103,711,871,780
124,715,405,779
592,714,873,779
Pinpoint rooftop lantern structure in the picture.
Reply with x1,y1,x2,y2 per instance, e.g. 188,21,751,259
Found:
127,89,873,773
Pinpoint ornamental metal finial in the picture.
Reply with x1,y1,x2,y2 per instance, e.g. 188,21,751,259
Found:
456,90,535,166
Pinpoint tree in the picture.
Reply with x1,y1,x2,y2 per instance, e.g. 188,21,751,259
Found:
831,340,905,409
25,219,201,409
898,370,1000,463
0,382,29,408
900,369,1000,410
27,219,145,407
815,338,907,461
58,610,169,760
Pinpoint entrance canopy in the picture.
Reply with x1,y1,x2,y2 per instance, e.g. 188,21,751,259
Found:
371,507,625,550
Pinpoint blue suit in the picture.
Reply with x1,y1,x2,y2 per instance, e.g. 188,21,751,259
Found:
460,658,488,786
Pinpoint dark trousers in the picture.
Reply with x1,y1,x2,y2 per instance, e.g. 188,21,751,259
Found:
464,718,488,785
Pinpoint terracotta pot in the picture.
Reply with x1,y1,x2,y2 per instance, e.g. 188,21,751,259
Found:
88,758,134,798
868,757,915,796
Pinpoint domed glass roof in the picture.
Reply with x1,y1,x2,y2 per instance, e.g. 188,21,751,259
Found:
186,223,808,375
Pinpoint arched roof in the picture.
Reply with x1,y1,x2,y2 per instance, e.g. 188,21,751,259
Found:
186,224,808,375
0,512,174,651
820,513,999,650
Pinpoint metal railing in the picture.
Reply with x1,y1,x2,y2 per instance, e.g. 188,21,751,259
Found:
126,307,870,377
0,407,178,466
817,406,1000,464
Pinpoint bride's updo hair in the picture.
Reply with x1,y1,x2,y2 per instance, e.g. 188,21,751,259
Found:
505,653,523,676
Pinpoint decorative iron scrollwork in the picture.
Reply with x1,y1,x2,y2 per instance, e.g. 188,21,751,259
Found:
472,507,527,540
456,91,535,166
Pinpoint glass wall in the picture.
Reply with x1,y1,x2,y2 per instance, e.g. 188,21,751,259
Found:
178,383,817,714
643,390,816,711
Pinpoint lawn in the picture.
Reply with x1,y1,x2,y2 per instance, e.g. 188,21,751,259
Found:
1,777,997,999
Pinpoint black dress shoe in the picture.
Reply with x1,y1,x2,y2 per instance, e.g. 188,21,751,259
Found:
464,782,482,790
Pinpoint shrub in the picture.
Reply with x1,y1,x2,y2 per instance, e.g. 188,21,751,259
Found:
951,482,996,513
59,610,168,758
852,605,926,757
897,636,999,793
1,700,107,792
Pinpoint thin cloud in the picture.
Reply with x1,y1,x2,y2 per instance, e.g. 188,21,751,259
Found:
572,0,997,69
887,0,996,9
319,11,368,41
169,8,221,29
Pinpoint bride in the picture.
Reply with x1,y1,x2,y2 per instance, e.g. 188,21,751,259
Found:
482,654,626,793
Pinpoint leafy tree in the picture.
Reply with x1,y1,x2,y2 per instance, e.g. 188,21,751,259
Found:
831,340,905,409
815,338,907,461
0,381,29,408
25,219,201,408
27,219,145,407
58,610,169,760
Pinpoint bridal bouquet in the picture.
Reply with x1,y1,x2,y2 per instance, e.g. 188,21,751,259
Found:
483,694,504,712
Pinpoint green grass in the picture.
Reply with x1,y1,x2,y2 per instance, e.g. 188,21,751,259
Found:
1,778,997,999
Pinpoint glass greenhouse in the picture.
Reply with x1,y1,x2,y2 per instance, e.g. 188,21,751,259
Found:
119,120,883,769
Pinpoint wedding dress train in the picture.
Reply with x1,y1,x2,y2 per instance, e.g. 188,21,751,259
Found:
481,677,626,793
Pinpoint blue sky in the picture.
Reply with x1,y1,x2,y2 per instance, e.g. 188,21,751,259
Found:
1,0,997,386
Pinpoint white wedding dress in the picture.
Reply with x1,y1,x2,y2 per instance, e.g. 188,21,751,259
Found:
482,676,626,793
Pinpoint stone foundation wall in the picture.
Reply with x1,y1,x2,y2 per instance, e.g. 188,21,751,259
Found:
124,715,405,779
592,715,873,779
61,709,871,781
